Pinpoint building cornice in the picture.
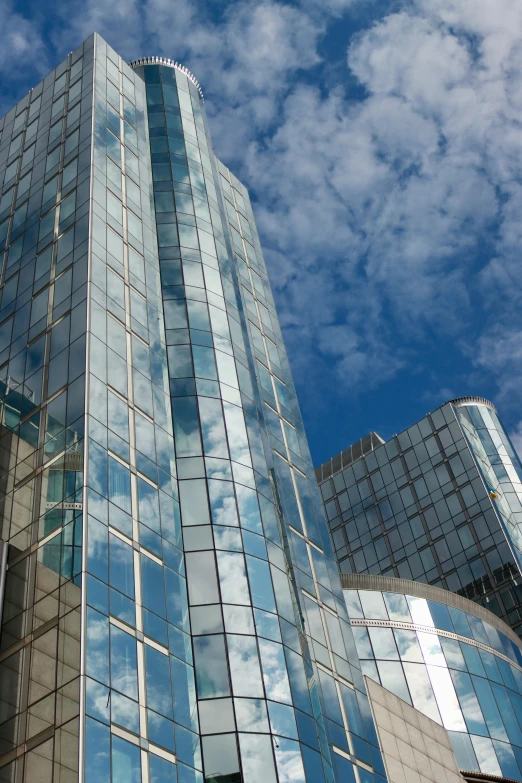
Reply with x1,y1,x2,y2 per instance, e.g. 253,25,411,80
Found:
341,572,521,648
449,396,496,412
129,57,203,98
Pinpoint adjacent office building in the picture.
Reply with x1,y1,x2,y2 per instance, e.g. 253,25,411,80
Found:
0,33,390,783
317,397,522,638
317,398,522,780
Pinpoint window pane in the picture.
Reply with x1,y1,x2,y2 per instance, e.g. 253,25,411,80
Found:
193,635,230,698
112,735,141,783
239,733,277,782
149,753,177,783
145,644,173,719
179,479,210,526
108,457,131,513
227,635,264,698
110,626,138,700
202,734,240,783
216,551,250,605
185,550,219,606
142,554,167,618
109,534,134,598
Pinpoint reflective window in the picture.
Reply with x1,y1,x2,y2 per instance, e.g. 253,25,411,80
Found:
110,626,138,700
202,734,240,783
402,662,441,724
359,591,388,620
384,592,412,622
239,733,277,782
112,735,141,783
259,640,292,704
227,635,264,698
368,627,399,660
193,635,230,698
216,551,250,605
406,596,434,627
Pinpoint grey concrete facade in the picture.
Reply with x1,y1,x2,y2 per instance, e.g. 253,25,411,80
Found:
366,676,464,783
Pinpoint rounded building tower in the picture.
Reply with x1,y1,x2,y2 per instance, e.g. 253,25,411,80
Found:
125,53,385,783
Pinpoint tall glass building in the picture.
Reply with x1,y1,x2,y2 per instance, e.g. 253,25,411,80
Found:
0,34,387,783
316,397,522,639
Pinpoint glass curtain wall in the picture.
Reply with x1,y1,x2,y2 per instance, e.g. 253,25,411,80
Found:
0,34,389,783
130,57,385,783
346,582,522,779
0,34,93,782
83,38,188,783
455,401,522,574
320,399,522,638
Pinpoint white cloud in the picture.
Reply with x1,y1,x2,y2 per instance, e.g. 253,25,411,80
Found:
225,0,522,418
0,2,46,64
475,327,522,411
144,0,324,161
0,0,49,114
509,420,522,459
23,0,522,424
51,0,142,55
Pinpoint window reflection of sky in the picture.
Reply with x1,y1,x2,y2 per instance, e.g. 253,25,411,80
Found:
348,587,522,778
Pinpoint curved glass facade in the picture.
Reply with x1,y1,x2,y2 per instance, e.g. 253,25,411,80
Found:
455,400,522,575
319,398,522,639
127,55,385,783
345,578,522,779
0,34,386,783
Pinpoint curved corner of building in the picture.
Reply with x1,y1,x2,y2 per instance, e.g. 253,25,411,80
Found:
128,56,204,98
343,572,522,781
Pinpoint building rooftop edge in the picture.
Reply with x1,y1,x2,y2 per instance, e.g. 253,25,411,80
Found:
129,57,203,98
315,395,496,481
448,395,496,411
340,572,521,648
461,772,520,783
314,431,384,482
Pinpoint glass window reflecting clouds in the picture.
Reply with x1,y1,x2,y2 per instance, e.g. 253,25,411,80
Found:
110,626,138,700
239,733,277,783
112,735,141,783
384,591,412,622
427,665,466,731
346,586,522,779
227,635,264,698
259,640,292,704
274,737,306,783
417,631,445,666
194,635,230,698
234,698,269,732
377,661,411,704
216,551,250,605
359,591,388,620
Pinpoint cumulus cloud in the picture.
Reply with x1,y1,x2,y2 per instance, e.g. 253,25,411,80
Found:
7,0,522,441
509,420,522,459
231,0,522,425
0,0,50,113
51,0,142,55
140,0,325,161
474,326,522,417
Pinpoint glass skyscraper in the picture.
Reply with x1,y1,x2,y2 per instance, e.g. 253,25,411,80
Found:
317,396,522,638
0,34,386,783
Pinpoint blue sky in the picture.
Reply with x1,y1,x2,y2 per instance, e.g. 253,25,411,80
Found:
4,0,522,466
